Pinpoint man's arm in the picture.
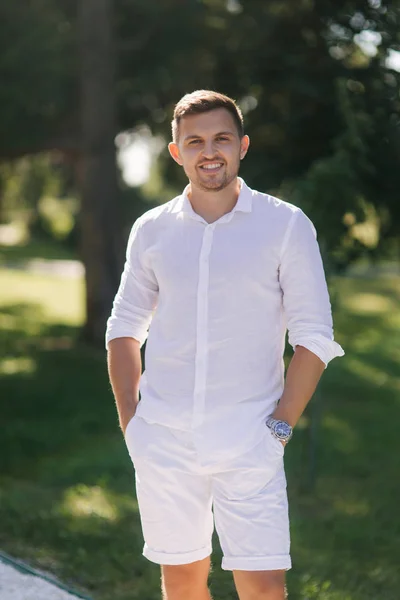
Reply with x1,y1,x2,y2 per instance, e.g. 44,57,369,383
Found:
105,217,158,435
274,209,344,437
107,337,142,435
272,345,325,429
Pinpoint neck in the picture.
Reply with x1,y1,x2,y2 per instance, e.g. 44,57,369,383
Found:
187,177,241,223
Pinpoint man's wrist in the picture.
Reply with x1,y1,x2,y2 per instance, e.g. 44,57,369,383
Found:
271,403,295,428
266,416,293,444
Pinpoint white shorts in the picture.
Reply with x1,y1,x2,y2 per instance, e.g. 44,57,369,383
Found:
124,415,291,571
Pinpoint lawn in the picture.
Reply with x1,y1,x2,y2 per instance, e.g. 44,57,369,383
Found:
1,262,399,600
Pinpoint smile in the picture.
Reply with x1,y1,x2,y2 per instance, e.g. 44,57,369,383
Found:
199,163,223,171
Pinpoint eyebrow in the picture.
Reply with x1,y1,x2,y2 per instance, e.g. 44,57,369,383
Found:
183,131,235,142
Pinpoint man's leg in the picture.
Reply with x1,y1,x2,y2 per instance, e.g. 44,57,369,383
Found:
212,434,291,596
233,569,287,600
125,419,214,595
161,556,213,600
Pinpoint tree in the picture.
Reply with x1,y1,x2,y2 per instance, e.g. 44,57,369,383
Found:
0,1,77,158
78,0,123,345
1,0,399,345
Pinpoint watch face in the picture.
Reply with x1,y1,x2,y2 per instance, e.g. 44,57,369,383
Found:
275,421,291,439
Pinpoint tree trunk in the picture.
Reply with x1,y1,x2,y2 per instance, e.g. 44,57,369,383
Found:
78,0,123,346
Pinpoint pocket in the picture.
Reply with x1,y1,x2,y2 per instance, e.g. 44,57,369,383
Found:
216,434,283,501
124,415,157,464
264,425,285,457
124,413,140,464
124,412,137,440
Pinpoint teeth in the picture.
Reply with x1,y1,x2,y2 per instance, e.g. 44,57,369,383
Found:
202,163,222,170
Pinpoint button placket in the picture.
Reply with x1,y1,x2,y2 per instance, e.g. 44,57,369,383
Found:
192,224,215,429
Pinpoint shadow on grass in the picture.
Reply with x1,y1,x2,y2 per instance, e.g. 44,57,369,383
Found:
1,301,163,600
1,284,400,600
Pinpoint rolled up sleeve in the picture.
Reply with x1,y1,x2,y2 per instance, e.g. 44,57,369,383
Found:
279,208,344,368
105,218,158,349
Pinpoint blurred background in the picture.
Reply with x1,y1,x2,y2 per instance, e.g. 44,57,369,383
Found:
0,1,399,599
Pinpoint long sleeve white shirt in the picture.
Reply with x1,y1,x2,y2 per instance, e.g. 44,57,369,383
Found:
106,178,344,466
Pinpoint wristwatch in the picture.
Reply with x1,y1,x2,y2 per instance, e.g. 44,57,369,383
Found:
266,417,293,444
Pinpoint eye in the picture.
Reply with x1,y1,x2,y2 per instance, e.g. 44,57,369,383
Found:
188,139,201,145
216,136,229,142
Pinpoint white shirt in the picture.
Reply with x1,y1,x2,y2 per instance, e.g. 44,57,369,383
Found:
106,178,344,466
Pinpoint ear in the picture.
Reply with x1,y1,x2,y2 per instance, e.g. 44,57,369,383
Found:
240,135,250,160
168,142,183,166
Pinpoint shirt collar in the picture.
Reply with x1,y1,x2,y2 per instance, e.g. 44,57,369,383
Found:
171,177,253,217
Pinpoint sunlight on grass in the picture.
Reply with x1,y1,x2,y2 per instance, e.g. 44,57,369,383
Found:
0,312,19,331
333,497,370,517
341,292,397,314
0,357,36,375
344,356,390,388
299,574,352,600
0,269,84,326
342,292,394,315
62,485,119,521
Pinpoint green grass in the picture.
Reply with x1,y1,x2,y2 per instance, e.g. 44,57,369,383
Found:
0,238,77,265
1,265,399,599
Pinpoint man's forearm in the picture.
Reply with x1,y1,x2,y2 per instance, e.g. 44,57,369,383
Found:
272,345,325,428
107,337,142,434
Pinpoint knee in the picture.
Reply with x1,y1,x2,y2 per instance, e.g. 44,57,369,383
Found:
234,569,286,600
259,571,286,595
255,573,286,600
161,557,210,599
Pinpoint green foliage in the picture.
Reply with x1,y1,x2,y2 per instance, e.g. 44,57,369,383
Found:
0,1,76,155
0,0,399,263
115,0,400,261
0,154,79,245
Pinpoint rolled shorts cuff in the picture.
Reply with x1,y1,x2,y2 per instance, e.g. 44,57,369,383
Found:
222,554,292,572
143,543,212,566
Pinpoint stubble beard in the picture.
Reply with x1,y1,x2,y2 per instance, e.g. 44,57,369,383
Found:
195,155,240,193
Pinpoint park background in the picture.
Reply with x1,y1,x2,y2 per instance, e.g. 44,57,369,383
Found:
1,1,399,599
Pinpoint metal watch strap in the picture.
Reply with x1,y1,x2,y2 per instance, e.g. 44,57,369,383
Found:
266,416,293,442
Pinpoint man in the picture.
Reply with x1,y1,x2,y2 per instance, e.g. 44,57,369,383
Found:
106,90,344,600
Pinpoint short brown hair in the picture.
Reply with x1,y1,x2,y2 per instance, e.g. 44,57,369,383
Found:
171,90,244,143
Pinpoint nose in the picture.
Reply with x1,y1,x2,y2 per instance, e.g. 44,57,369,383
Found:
201,139,217,159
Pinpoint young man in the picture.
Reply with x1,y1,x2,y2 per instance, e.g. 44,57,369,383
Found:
106,90,344,600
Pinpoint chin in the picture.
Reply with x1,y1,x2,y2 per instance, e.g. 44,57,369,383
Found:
199,181,228,192
197,172,230,190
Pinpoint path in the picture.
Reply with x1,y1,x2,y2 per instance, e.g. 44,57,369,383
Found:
0,552,91,600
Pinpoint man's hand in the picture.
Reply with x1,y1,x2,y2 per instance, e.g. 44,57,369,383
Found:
107,337,142,437
122,409,137,437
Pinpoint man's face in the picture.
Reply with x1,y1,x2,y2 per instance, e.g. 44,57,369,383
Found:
168,108,249,192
